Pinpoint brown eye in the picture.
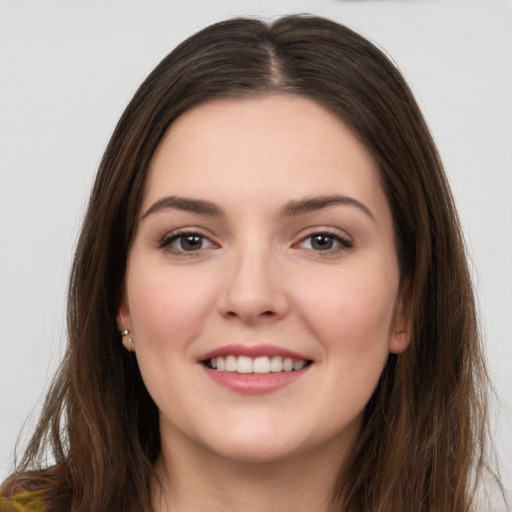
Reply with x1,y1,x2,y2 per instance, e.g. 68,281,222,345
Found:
177,234,204,251
310,234,335,250
159,231,215,253
298,232,352,253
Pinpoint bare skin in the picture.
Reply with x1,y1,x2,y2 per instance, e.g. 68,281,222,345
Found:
153,433,351,512
119,95,408,511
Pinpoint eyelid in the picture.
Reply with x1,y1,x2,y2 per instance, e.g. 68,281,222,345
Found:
156,225,352,256
158,227,219,254
293,227,353,252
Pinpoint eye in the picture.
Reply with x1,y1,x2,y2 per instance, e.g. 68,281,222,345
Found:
159,231,215,253
298,232,352,252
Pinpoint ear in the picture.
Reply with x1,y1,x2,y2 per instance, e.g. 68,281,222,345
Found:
388,290,412,355
117,292,135,352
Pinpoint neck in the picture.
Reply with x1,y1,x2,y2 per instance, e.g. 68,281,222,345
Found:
152,435,352,512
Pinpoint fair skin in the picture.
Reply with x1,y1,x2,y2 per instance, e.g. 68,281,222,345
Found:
118,94,409,512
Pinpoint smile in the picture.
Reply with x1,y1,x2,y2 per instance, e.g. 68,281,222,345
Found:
200,345,313,395
205,355,311,373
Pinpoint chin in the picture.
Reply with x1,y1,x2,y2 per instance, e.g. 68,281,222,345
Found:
197,418,349,466
187,414,306,464
207,435,305,465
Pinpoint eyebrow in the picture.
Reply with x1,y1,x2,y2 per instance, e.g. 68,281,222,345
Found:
141,195,224,219
280,195,376,221
141,194,375,222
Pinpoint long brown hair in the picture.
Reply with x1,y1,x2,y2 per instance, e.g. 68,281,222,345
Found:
2,15,502,511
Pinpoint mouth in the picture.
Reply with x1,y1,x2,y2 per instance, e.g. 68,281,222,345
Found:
199,345,313,394
203,355,313,374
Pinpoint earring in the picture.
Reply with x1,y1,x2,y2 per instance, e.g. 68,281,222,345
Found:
121,329,134,343
120,314,134,346
120,329,135,351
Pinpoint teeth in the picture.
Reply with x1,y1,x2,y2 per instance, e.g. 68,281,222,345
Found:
293,360,306,371
270,355,283,372
237,355,253,374
283,357,293,372
225,355,237,372
207,355,309,374
253,356,270,373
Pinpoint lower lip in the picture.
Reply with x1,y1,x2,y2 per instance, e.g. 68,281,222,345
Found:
203,365,311,395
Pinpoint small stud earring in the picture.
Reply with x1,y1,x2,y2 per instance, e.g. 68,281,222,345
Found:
121,329,135,343
120,315,134,346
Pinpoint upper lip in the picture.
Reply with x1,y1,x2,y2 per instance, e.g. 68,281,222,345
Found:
199,344,312,362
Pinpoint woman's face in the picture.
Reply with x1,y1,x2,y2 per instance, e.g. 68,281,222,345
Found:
119,95,409,464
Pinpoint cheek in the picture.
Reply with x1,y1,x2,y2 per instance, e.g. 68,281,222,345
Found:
296,263,399,362
126,261,218,347
125,262,219,405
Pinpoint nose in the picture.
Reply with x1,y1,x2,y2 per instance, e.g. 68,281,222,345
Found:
218,244,289,324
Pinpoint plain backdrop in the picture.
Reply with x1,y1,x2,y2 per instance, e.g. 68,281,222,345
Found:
1,0,511,502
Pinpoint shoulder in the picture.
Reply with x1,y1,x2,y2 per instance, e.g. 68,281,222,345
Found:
0,490,48,511
1,466,70,512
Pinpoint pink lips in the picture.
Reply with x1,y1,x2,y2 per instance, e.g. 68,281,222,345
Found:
199,344,312,396
199,344,310,361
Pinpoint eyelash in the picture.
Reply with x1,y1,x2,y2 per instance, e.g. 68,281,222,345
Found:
158,230,217,257
296,231,353,254
157,229,353,256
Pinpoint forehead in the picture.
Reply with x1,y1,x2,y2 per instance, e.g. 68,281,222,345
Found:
143,94,388,218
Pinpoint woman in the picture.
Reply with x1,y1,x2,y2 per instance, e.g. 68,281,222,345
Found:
1,15,503,512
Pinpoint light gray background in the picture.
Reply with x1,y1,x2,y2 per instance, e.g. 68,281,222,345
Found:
1,0,511,501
